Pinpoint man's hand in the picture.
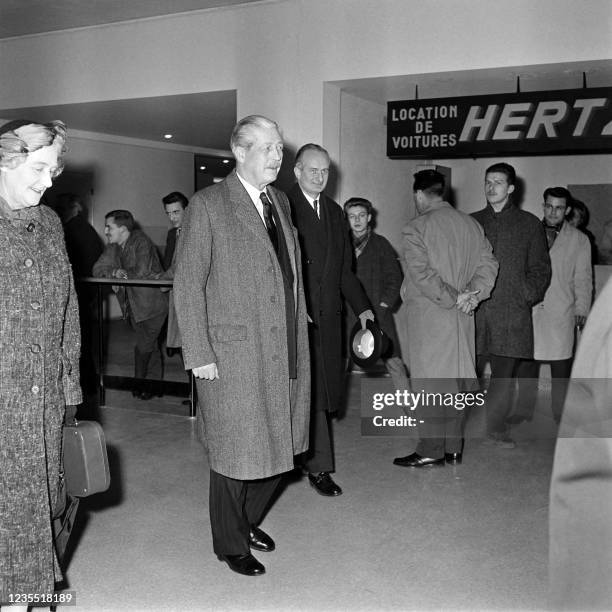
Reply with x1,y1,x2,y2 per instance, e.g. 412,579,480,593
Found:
113,268,128,280
575,315,587,329
193,363,219,380
359,309,375,329
456,290,480,315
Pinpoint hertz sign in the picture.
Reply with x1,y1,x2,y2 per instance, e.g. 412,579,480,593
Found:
387,87,612,158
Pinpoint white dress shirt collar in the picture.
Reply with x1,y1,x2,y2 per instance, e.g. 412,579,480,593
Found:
300,188,321,211
236,171,267,223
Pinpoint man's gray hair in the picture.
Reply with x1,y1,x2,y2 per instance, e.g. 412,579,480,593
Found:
295,143,329,168
230,115,280,152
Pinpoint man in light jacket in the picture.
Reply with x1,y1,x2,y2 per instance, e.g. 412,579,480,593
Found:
93,210,168,400
512,187,592,424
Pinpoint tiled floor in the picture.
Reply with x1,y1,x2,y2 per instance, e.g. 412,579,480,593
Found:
62,321,557,610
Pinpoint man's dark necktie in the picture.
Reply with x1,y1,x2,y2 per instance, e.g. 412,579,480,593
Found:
260,191,279,253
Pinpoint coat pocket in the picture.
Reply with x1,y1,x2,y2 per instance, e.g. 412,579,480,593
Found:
209,324,247,342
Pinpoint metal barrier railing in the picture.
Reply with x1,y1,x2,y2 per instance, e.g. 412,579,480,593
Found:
78,277,196,417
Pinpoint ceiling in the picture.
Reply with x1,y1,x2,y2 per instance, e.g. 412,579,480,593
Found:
0,0,264,150
0,0,264,39
0,3,609,152
333,61,612,105
0,91,237,151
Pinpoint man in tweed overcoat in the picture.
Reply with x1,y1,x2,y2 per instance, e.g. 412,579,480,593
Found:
173,116,310,577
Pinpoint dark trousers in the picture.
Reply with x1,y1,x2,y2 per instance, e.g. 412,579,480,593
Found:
129,312,166,381
304,402,334,474
303,333,334,473
477,354,521,435
209,470,280,556
415,379,465,459
416,411,464,458
515,358,573,423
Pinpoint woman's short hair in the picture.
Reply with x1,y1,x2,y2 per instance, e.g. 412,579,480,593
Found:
344,197,373,216
567,198,590,228
0,119,67,175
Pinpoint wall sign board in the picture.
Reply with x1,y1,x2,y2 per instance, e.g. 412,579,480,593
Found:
387,87,612,158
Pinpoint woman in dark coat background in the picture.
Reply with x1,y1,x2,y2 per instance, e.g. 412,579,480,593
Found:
344,197,407,387
0,119,82,609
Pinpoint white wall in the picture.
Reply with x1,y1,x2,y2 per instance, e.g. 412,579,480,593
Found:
1,0,610,150
63,135,196,244
338,92,612,252
338,91,414,251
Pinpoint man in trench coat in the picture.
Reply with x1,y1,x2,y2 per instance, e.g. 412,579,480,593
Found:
173,115,310,577
393,169,498,467
288,144,373,497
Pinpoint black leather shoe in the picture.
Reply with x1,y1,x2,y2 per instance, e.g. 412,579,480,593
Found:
393,452,444,467
218,553,265,576
308,472,342,496
138,391,154,400
249,526,275,552
445,452,462,465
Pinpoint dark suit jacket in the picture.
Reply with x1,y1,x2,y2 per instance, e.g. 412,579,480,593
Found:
288,184,370,411
163,227,178,271
92,229,168,324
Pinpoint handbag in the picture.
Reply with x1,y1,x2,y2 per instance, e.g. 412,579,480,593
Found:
62,419,111,497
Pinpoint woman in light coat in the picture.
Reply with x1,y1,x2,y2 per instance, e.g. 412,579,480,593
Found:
0,120,81,611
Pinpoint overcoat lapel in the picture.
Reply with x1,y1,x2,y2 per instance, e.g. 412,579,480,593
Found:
319,193,333,285
268,188,299,304
226,172,276,260
549,222,569,257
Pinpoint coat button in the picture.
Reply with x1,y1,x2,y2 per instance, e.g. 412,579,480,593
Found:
31,301,41,310
31,385,40,394
267,266,273,273
271,326,278,334
31,344,41,353
270,295,276,303
24,258,33,267
271,355,279,361
27,222,35,232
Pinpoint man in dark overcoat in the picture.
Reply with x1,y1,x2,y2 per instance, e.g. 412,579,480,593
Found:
288,144,373,497
173,115,310,577
472,162,551,447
